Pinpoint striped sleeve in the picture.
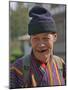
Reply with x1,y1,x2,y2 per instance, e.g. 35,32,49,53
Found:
9,57,24,89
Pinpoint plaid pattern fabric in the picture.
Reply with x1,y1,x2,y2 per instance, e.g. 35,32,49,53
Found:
10,53,65,89
30,54,65,87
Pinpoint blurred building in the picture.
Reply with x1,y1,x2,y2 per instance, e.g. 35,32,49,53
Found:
19,3,66,61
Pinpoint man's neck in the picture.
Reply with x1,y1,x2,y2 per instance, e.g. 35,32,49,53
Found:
31,50,53,65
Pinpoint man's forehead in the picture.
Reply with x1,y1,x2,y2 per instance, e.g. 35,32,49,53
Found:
31,33,52,37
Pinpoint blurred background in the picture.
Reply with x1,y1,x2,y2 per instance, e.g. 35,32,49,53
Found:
9,1,66,63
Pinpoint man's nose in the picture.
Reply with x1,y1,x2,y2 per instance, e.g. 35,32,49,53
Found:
39,42,46,47
38,39,47,47
40,43,45,47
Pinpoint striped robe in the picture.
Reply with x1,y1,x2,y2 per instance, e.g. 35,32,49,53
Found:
10,53,65,89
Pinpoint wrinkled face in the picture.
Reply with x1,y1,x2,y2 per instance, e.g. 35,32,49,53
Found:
30,33,57,63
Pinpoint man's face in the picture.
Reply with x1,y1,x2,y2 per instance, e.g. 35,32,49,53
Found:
30,33,57,63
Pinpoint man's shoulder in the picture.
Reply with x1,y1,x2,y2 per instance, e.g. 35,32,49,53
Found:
53,55,65,63
10,54,31,73
13,54,30,66
53,55,65,69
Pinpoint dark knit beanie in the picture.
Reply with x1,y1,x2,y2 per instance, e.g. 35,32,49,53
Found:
28,6,57,35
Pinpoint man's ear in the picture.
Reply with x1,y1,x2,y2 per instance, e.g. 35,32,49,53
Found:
53,33,57,42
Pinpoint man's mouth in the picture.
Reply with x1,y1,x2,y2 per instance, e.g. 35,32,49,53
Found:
36,49,48,53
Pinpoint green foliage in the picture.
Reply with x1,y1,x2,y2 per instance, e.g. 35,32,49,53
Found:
10,3,29,40
9,3,29,63
10,47,23,63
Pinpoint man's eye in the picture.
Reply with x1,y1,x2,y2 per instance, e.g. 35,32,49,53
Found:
43,38,49,40
33,38,39,41
34,38,38,39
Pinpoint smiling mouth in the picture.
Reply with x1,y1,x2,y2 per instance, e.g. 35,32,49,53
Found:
36,49,48,53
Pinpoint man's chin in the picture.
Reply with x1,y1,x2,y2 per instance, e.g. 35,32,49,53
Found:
39,58,48,64
35,54,49,63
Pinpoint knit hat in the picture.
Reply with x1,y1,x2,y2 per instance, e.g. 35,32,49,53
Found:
28,6,57,35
